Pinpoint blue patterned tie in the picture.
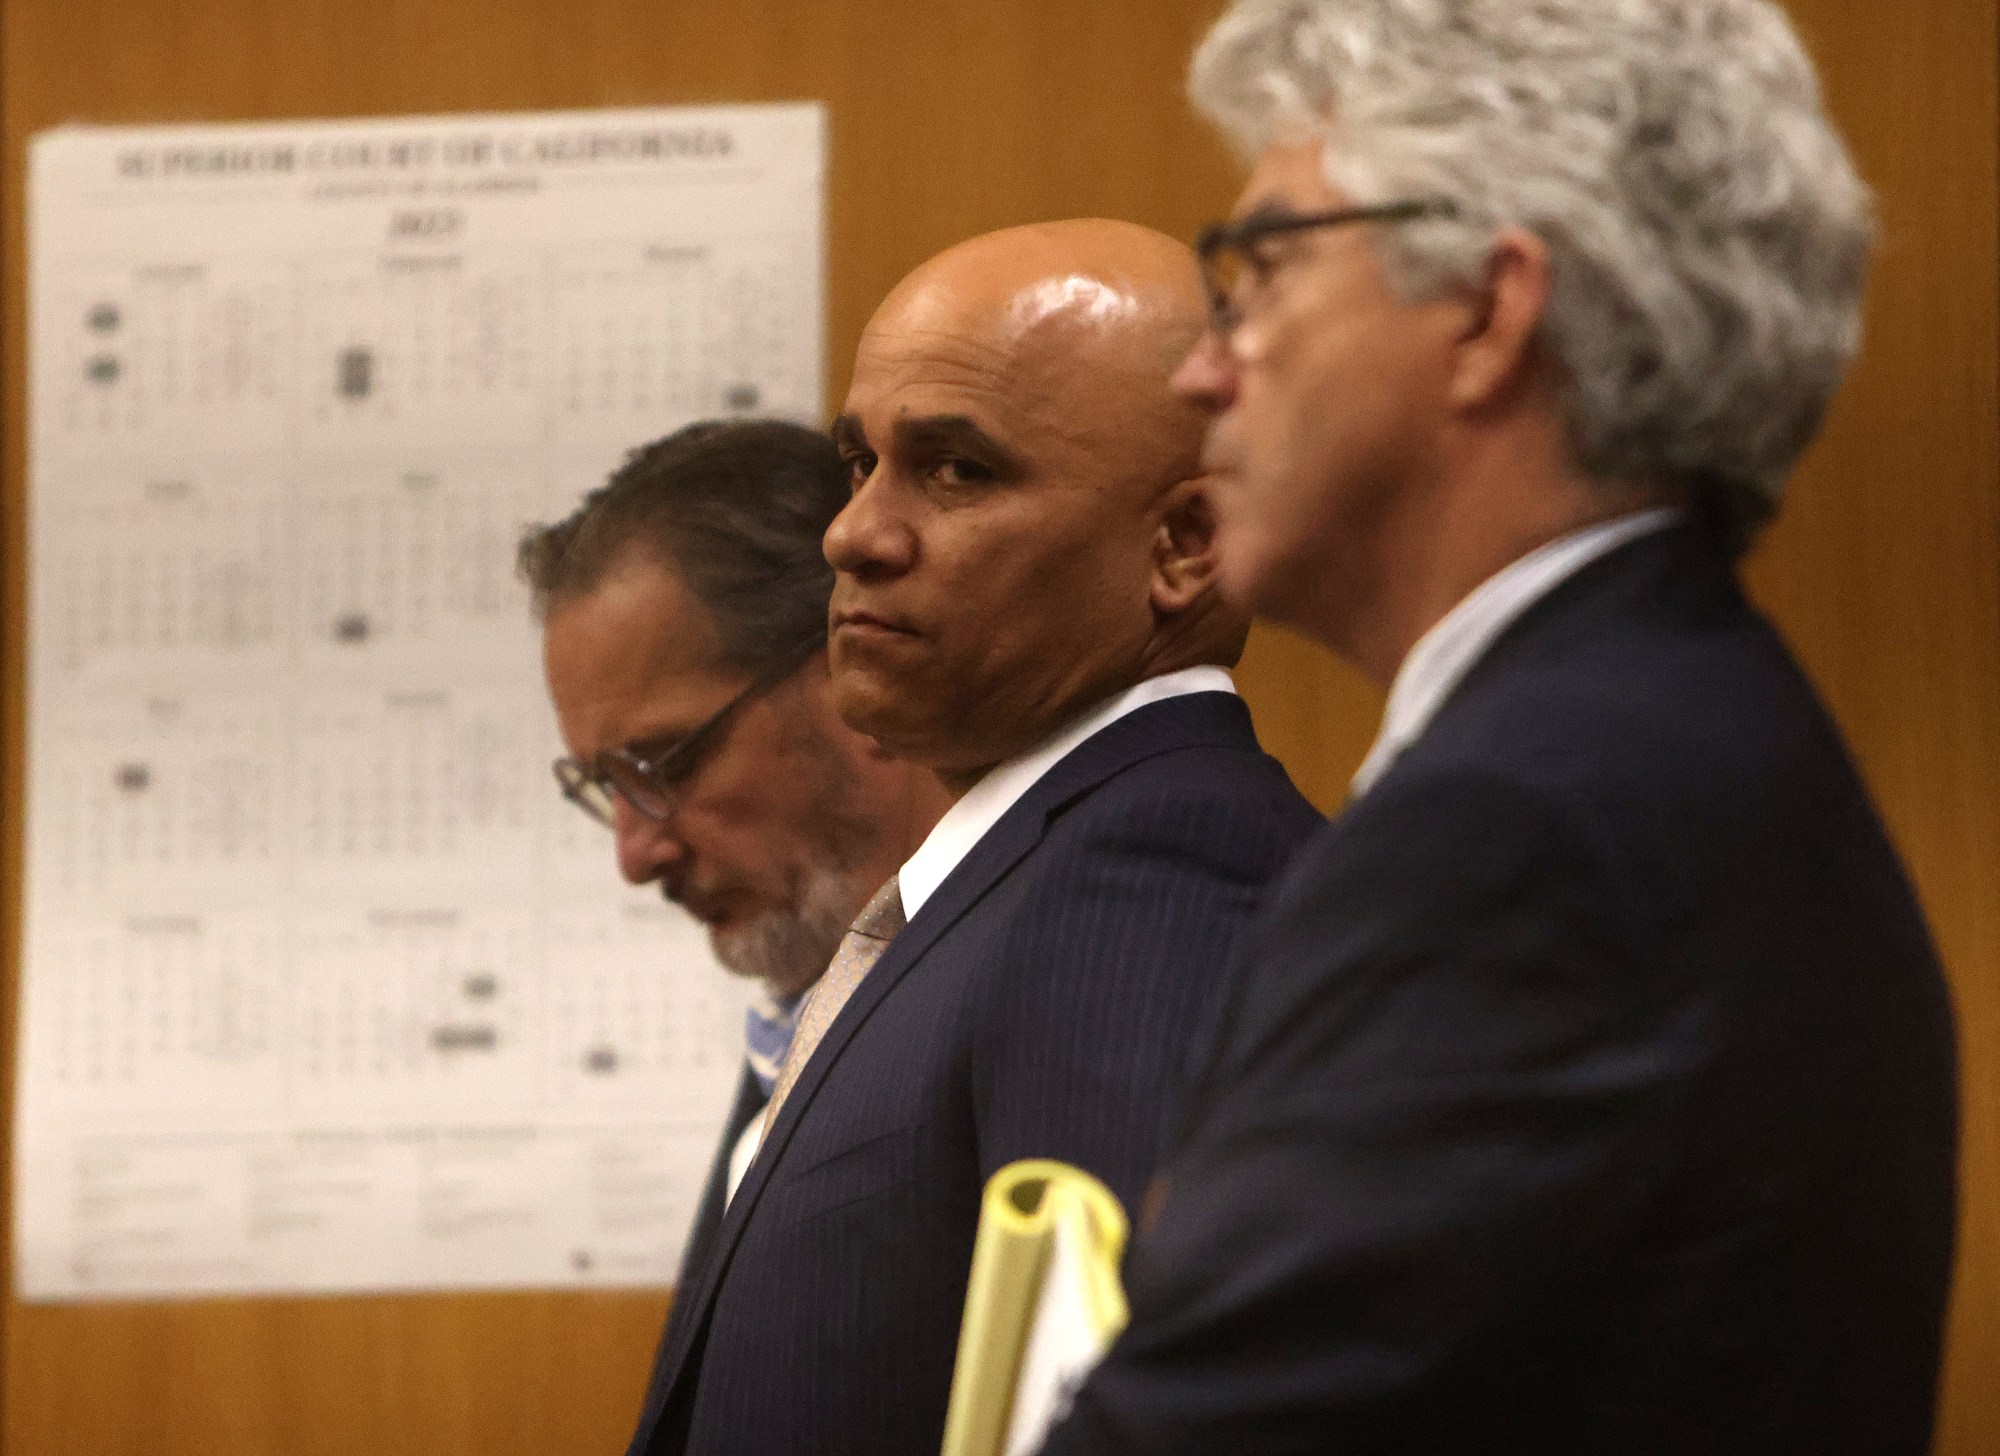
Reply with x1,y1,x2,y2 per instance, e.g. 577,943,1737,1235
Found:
744,983,805,1097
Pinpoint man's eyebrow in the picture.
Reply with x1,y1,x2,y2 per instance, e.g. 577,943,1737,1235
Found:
829,413,867,450
894,414,1023,475
1232,196,1299,229
615,714,702,761
613,733,680,768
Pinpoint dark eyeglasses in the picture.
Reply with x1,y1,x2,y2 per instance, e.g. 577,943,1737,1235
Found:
552,634,827,829
1195,198,1457,335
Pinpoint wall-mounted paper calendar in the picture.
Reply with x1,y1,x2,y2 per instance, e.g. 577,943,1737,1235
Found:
17,104,824,1299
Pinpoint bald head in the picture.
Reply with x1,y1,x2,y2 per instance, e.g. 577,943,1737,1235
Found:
878,218,1210,382
825,220,1245,790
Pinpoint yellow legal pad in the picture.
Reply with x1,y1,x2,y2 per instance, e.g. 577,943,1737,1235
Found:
940,1160,1131,1456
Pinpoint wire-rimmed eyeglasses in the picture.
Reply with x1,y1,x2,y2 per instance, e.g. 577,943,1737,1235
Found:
1195,198,1457,336
552,633,827,829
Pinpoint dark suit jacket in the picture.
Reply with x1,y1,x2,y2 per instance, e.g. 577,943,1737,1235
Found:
1042,524,1959,1456
677,1062,766,1287
624,1063,764,1439
627,691,1321,1456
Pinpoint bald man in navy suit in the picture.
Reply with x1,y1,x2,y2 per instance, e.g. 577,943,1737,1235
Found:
629,221,1322,1456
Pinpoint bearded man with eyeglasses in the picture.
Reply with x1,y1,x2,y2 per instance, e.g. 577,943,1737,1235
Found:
519,418,950,1347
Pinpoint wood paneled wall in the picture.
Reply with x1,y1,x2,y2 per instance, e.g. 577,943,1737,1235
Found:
1,1,1993,1452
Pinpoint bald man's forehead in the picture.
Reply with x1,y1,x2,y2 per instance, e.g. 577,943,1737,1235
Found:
858,289,1170,421
1007,274,1140,333
875,266,1195,362
857,312,1015,381
842,314,1088,460
850,320,1021,419
896,218,1207,301
843,224,1212,482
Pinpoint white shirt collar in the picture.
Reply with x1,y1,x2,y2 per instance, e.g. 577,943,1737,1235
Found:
898,665,1238,920
1350,509,1680,799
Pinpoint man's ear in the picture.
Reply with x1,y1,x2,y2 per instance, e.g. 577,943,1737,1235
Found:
1450,227,1552,412
1150,475,1223,616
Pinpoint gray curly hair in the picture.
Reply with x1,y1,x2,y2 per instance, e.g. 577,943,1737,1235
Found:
1190,0,1874,541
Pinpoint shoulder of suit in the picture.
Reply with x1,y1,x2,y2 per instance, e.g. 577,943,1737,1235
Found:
1051,730,1320,834
1397,591,1831,815
969,763,1319,1009
1004,748,1324,924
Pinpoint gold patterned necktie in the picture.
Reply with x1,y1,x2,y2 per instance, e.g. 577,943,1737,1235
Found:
762,874,906,1128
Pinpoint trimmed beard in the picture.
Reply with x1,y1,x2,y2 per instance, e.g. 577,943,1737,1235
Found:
704,706,884,995
709,859,863,995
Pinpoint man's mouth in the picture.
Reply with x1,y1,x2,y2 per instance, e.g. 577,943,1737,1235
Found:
662,879,732,927
831,607,918,639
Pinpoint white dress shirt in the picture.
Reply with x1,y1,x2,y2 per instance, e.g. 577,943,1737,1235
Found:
727,664,1238,1195
1350,509,1680,799
898,665,1239,920
726,1112,763,1203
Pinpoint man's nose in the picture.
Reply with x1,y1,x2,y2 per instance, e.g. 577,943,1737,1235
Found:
612,797,686,886
1171,329,1240,414
823,474,917,578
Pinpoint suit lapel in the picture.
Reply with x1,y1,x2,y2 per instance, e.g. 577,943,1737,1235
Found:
643,692,1260,1416
677,1065,763,1282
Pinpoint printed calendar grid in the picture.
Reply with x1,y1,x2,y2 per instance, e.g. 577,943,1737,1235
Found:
18,104,825,1300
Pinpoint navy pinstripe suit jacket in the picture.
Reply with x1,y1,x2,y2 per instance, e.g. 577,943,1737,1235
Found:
626,690,1322,1456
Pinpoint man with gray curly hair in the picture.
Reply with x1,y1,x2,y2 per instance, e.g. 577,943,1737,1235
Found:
1037,3,1958,1453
